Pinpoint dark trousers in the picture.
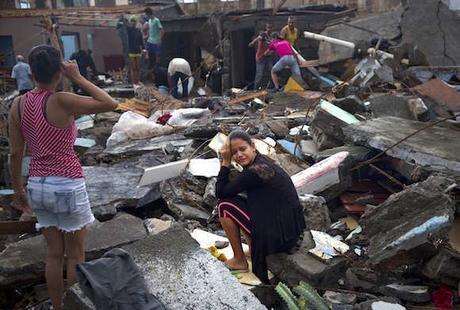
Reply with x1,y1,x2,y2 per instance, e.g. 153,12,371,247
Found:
171,72,189,98
254,57,273,90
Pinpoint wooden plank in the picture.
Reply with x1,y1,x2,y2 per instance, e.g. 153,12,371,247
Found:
228,90,268,105
0,221,36,235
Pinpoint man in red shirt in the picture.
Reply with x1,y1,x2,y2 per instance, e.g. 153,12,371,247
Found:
248,23,273,90
265,32,301,90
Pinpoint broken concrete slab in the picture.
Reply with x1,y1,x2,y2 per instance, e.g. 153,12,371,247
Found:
401,0,460,67
84,159,161,221
310,100,360,151
267,232,348,288
313,145,372,163
360,176,456,265
276,153,310,176
422,247,460,287
367,94,417,120
332,95,366,115
323,291,357,306
203,177,218,208
183,119,219,140
122,226,266,310
343,116,460,174
265,119,289,139
300,195,331,231
104,133,193,156
379,284,431,303
169,203,211,224
64,285,95,310
318,7,403,64
0,213,147,287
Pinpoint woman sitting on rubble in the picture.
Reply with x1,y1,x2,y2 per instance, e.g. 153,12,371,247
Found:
8,45,117,310
216,130,305,283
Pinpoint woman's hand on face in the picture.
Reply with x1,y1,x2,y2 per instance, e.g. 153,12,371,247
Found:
220,141,232,165
61,60,83,82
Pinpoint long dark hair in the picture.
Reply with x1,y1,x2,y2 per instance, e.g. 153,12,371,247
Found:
228,129,276,181
228,129,253,146
28,45,61,84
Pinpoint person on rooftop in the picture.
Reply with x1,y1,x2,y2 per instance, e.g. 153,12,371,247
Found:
215,130,305,283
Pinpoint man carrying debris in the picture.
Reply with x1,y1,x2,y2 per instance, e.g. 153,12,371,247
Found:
168,58,191,98
280,16,299,47
144,7,164,69
11,55,33,95
265,32,302,91
127,16,146,85
248,23,273,90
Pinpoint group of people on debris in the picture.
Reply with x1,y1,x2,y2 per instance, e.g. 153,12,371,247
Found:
122,8,191,98
249,16,301,90
8,15,305,310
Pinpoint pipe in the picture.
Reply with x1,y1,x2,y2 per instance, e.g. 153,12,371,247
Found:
304,31,355,49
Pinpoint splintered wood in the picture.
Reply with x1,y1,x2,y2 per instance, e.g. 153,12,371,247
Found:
118,86,186,117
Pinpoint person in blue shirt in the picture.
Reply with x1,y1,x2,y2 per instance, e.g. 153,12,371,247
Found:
144,7,164,69
11,55,33,95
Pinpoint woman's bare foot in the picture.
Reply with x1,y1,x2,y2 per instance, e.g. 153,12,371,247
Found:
225,257,248,271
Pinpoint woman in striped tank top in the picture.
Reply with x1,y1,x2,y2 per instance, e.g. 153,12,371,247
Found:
8,45,117,310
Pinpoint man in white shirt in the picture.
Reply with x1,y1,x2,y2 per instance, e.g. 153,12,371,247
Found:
11,55,33,95
167,58,191,98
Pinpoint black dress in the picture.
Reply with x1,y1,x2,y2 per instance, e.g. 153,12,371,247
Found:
216,154,305,283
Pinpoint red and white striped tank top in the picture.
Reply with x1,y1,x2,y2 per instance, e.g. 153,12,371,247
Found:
21,89,83,178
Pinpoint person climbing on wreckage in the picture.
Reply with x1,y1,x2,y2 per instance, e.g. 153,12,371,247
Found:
215,129,305,283
264,32,302,91
8,45,117,310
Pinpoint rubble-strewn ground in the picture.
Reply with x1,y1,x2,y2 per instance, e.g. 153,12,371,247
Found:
1,1,460,309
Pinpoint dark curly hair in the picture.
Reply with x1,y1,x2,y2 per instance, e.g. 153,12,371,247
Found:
28,45,61,84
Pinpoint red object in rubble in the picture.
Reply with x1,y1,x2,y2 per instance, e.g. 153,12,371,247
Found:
432,287,453,310
156,113,172,125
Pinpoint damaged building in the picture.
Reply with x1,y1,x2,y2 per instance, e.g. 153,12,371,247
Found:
1,0,460,309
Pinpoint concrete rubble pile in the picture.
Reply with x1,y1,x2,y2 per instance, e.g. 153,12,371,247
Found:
1,1,460,309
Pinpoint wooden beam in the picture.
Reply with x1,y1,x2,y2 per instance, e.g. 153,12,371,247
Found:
228,90,268,105
0,220,37,235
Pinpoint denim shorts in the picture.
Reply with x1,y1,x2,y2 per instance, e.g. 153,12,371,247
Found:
272,55,301,76
27,176,95,232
